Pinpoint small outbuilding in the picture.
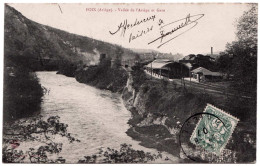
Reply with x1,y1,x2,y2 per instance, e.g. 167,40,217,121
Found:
191,67,222,82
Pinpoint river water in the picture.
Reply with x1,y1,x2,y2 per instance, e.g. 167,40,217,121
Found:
17,71,179,163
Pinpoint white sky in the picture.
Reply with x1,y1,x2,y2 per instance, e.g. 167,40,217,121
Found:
8,3,249,55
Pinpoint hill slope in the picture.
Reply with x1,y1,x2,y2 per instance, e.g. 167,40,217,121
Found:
4,5,140,71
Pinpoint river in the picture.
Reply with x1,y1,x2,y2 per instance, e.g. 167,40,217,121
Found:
17,71,179,163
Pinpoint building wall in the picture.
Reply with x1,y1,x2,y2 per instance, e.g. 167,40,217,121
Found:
151,63,190,79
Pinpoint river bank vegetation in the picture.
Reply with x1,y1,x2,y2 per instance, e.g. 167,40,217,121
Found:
3,57,43,122
3,116,79,163
3,115,163,163
75,56,128,93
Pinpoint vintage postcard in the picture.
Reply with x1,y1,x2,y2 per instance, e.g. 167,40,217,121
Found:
2,2,257,164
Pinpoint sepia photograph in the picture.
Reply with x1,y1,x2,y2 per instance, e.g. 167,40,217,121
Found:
1,1,258,164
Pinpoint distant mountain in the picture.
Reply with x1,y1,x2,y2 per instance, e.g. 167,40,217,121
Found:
129,48,184,62
156,53,184,61
129,48,160,54
180,53,220,62
4,5,140,70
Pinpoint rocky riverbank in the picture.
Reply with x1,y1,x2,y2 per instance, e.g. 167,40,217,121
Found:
121,67,256,163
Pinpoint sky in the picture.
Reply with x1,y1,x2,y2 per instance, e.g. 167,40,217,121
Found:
8,3,249,55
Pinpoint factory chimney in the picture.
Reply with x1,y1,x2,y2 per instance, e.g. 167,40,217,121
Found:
211,47,213,55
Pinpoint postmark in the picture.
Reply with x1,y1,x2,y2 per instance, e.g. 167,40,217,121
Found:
190,104,239,155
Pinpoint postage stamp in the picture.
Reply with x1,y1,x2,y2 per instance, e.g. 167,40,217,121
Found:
190,104,239,155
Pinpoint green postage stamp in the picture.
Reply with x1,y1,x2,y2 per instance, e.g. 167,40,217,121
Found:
190,104,239,155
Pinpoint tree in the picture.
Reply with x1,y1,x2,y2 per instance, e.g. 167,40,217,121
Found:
236,4,257,54
217,52,233,76
3,116,80,163
218,4,257,97
78,144,162,163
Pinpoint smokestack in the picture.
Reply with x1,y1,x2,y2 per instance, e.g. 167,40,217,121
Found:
211,47,213,55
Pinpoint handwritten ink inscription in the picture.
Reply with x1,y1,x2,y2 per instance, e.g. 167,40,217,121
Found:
109,15,156,37
109,14,204,48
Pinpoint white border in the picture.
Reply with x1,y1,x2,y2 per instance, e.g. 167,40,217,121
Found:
0,1,259,166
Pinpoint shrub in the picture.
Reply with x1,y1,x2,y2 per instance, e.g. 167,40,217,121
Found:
75,60,128,93
78,144,162,163
3,64,43,122
3,116,79,163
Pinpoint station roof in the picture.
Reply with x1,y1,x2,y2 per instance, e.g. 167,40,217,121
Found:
191,67,222,76
146,59,173,69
